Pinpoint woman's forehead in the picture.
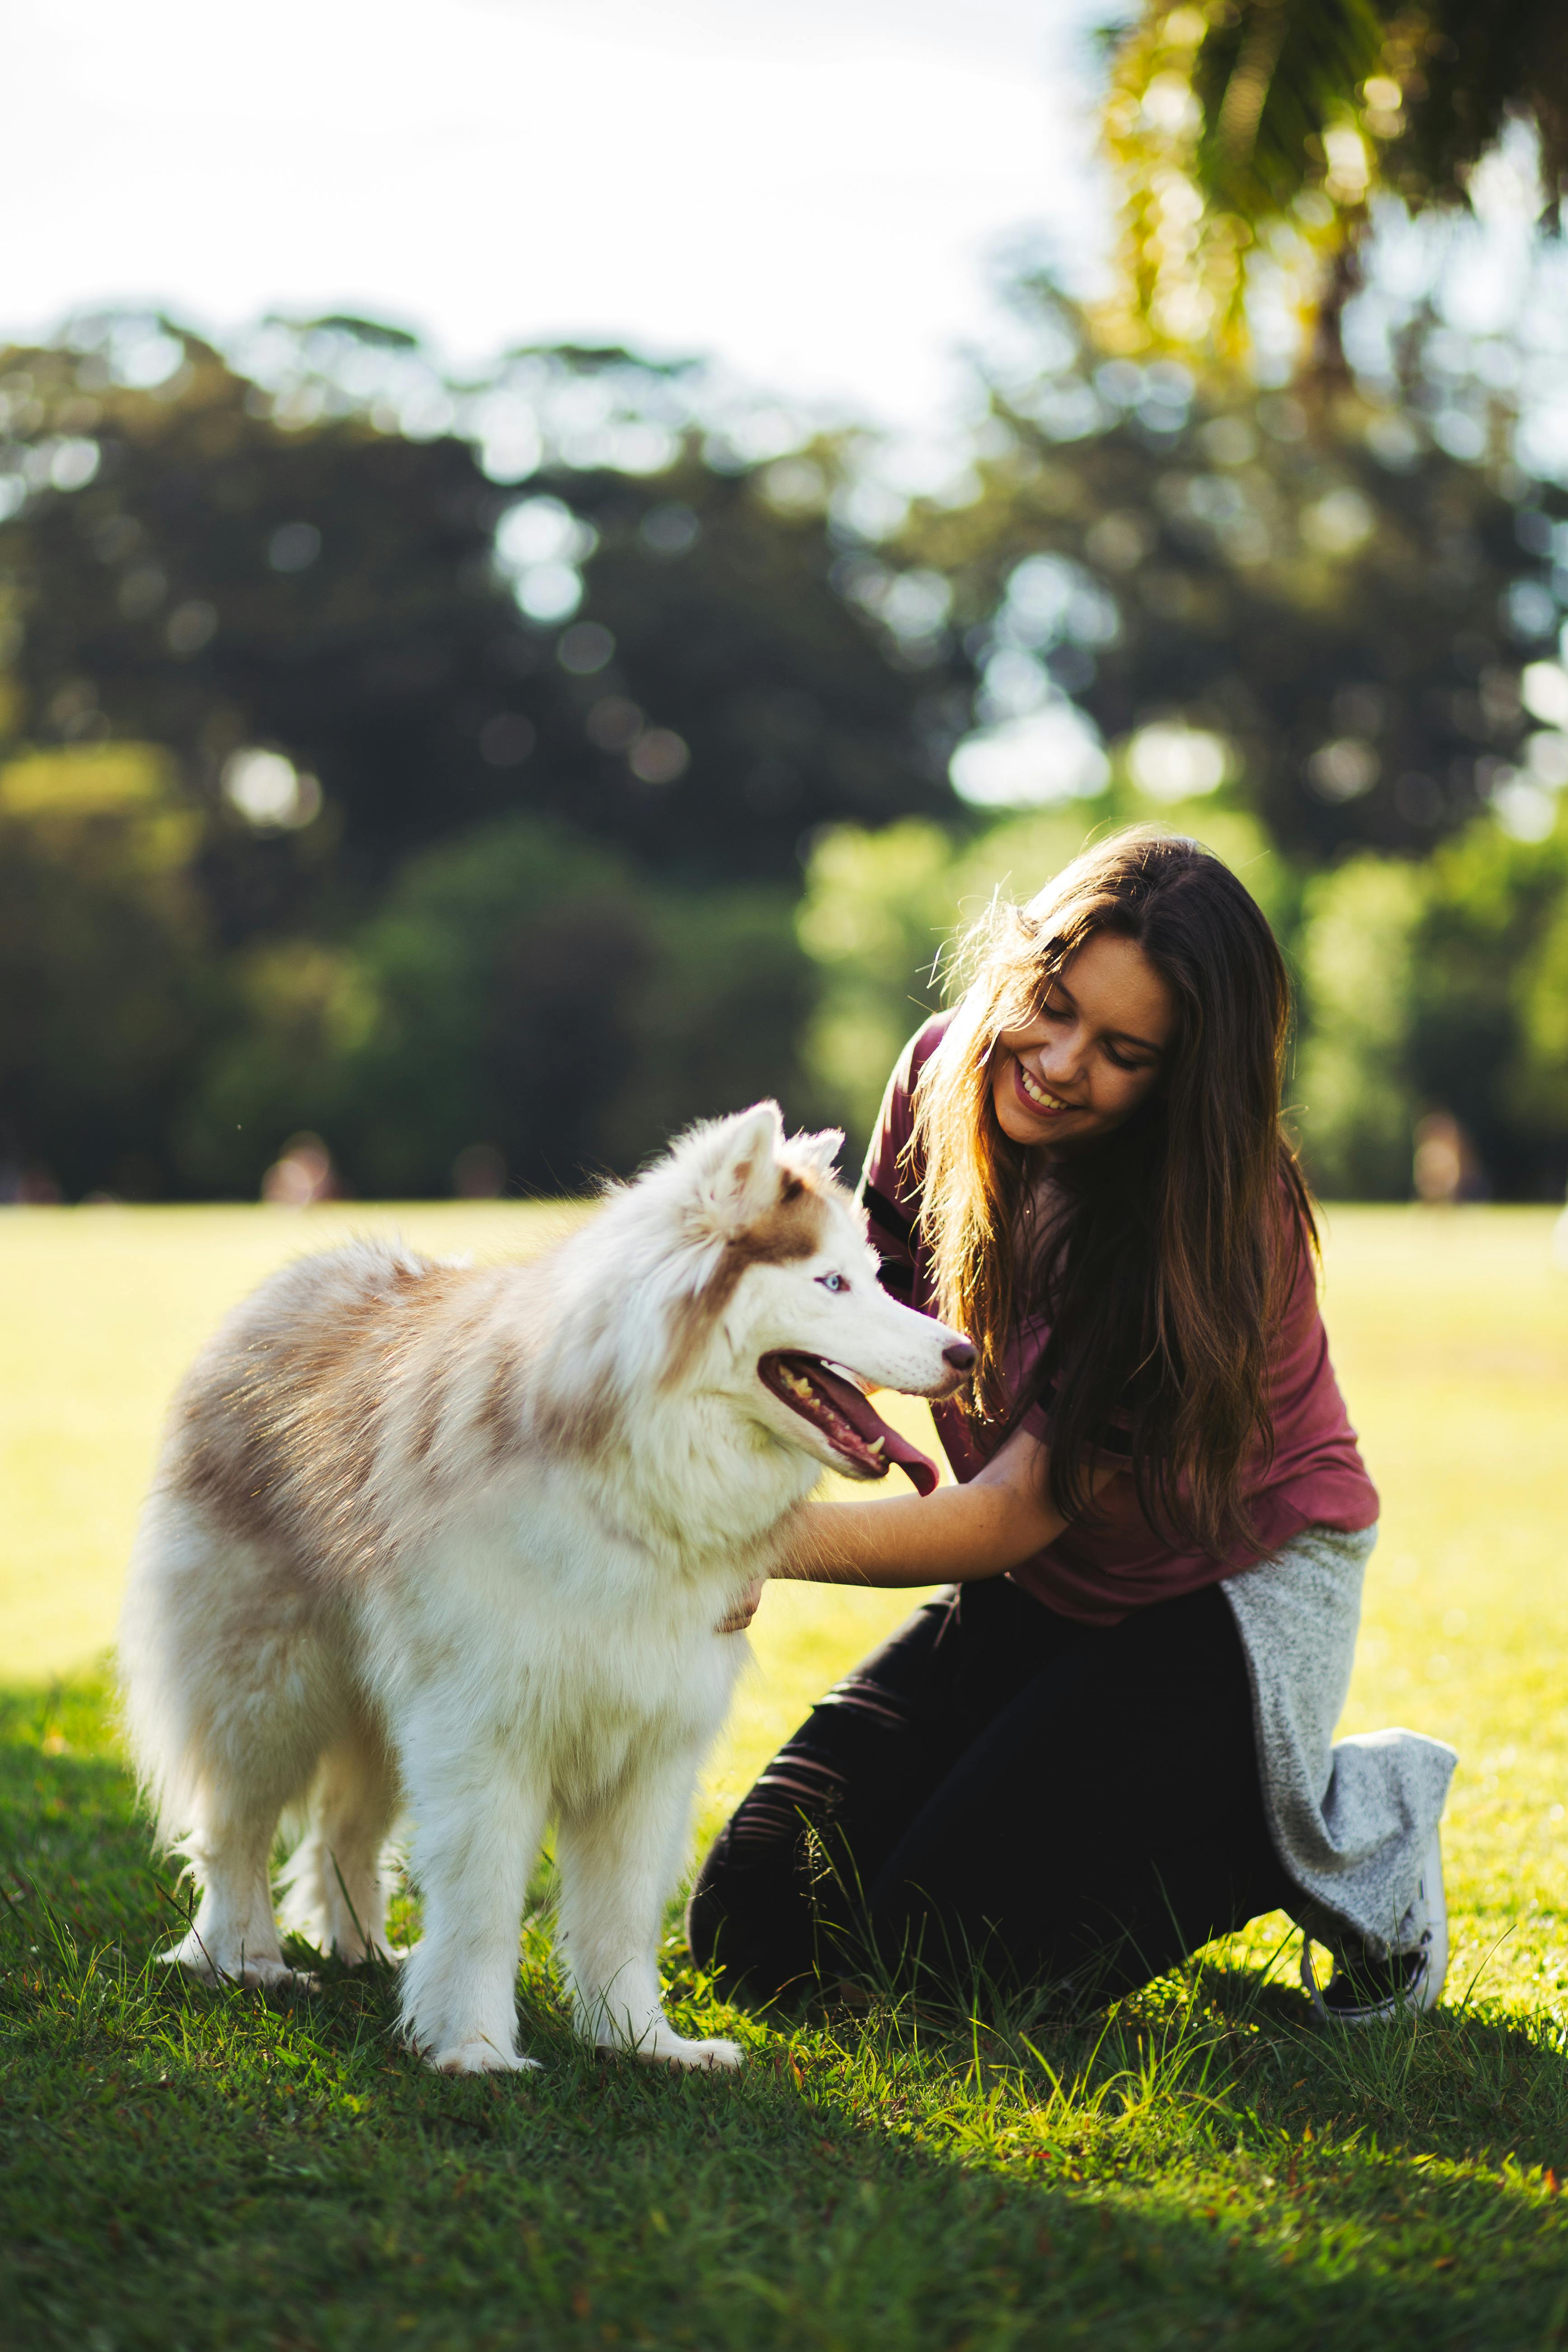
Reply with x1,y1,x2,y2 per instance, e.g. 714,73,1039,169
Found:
1045,933,1176,1041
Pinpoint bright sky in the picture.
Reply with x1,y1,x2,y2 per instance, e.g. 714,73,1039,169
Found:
10,0,1115,432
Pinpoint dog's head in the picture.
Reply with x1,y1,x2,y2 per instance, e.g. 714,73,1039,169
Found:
655,1102,974,1492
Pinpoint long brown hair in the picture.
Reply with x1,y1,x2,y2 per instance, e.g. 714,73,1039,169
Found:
910,828,1313,1556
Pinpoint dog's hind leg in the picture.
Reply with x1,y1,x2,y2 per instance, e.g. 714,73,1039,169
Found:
277,1711,402,1964
167,1776,301,1989
395,1714,549,2073
120,1506,333,1990
556,1743,742,2069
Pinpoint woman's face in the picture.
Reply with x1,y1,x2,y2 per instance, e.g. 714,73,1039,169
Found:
990,929,1175,1153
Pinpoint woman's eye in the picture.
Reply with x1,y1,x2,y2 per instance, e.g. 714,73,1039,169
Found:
816,1272,848,1293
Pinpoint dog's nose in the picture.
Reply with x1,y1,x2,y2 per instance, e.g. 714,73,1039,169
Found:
942,1341,976,1372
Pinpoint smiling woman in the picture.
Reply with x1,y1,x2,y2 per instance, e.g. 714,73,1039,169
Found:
689,829,1458,2030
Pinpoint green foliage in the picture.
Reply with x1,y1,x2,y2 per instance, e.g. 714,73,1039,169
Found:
4,296,1568,1199
0,325,955,907
7,1674,1568,2348
1412,810,1568,1189
0,321,956,1194
1102,1,1568,366
1291,807,1568,1197
179,817,818,1198
0,747,215,1197
1293,857,1424,1197
899,279,1558,868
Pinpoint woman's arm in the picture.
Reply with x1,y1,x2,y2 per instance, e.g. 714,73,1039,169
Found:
716,1428,1078,1632
777,1427,1121,1591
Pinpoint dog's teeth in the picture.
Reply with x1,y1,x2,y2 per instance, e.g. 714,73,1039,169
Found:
867,1438,884,1455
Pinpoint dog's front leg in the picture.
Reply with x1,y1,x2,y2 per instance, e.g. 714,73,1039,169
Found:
396,1729,549,2074
556,1743,742,2070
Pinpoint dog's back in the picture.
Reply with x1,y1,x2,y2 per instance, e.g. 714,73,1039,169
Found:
163,1235,545,1582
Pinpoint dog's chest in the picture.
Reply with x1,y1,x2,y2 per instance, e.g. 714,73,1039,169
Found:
377,1516,745,1780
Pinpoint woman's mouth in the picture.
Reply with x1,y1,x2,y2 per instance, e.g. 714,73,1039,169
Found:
1013,1059,1075,1118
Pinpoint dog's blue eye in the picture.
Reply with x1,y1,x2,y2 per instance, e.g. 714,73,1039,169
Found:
816,1272,848,1293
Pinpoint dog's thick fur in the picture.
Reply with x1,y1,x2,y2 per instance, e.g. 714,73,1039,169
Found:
118,1104,969,2073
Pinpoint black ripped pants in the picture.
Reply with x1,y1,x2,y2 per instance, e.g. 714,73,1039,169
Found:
687,1576,1296,2008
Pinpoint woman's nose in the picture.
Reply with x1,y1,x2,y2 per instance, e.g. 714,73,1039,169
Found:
1038,1035,1082,1085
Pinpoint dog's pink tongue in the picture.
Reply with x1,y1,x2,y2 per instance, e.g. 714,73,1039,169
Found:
875,1422,941,1497
811,1366,941,1496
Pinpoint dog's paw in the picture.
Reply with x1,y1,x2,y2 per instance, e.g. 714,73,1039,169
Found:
158,1944,316,1994
157,1940,222,1985
244,1958,320,1993
428,2040,542,2076
634,2033,744,2071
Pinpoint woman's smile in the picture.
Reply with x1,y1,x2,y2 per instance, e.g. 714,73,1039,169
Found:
1012,1059,1076,1118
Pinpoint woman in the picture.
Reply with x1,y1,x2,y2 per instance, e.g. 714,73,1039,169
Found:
688,831,1455,2022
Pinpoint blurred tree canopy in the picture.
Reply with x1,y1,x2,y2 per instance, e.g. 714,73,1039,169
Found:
0,316,957,1196
1102,1,1568,369
896,277,1564,863
0,321,956,928
183,816,813,1201
3,244,1568,1203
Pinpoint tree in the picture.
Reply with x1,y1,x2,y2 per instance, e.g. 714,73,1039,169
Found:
0,318,960,940
1101,1,1568,370
0,313,971,1192
892,281,1564,864
179,817,818,1199
0,745,214,1197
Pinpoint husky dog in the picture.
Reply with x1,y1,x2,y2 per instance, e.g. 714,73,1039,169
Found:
119,1104,972,2074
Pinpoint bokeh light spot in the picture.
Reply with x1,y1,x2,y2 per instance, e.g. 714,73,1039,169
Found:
1306,738,1380,801
222,747,322,829
1125,722,1229,801
628,729,689,786
557,622,615,675
586,697,643,751
166,601,218,655
639,503,700,556
268,521,322,572
950,707,1109,808
479,714,537,768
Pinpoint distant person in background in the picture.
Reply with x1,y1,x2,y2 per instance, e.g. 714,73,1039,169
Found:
1412,1110,1488,1205
689,831,1457,2024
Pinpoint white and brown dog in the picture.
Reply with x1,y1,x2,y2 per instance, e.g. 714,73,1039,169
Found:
118,1104,971,2073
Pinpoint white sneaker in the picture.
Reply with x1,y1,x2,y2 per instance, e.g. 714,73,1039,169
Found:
1301,1829,1448,2025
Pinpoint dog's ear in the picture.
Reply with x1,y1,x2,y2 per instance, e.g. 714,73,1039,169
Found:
690,1102,785,1232
786,1126,845,1183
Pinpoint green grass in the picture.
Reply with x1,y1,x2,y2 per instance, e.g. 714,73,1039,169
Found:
3,1202,1568,2347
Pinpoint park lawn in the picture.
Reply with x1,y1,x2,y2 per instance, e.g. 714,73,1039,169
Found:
2,1200,1567,2347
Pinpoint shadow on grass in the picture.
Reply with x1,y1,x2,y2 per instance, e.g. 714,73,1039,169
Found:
4,1678,1568,2352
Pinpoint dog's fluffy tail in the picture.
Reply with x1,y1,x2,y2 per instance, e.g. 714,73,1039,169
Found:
117,1488,334,1861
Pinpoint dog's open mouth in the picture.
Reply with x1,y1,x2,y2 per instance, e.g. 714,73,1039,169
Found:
758,1352,939,1495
